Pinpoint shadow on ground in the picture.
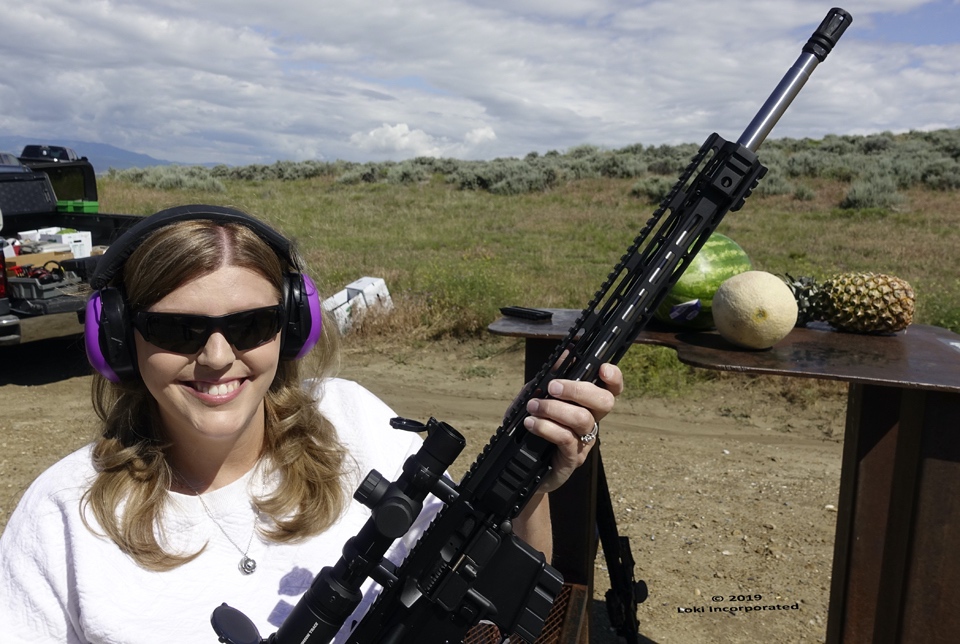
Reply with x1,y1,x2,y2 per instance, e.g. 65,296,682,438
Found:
0,333,92,385
591,599,659,644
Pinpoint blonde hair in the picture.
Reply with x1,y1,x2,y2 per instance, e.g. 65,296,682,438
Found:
82,218,348,571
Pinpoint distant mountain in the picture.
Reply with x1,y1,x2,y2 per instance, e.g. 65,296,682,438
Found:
0,136,207,172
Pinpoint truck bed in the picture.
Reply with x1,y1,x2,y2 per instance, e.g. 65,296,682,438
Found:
1,159,141,345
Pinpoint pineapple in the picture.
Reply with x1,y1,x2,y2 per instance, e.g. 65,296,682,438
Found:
783,272,915,334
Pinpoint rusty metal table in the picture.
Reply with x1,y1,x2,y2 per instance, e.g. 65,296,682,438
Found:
489,310,960,644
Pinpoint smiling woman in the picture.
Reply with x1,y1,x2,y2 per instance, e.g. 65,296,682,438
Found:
81,207,350,568
0,204,624,642
133,264,286,494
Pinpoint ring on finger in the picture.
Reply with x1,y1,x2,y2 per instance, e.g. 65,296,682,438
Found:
580,421,599,444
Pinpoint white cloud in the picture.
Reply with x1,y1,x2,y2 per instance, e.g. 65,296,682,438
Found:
0,0,957,165
348,123,497,159
465,126,497,146
350,123,445,157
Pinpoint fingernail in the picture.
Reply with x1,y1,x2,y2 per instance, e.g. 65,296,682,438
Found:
524,416,535,430
527,399,540,414
548,380,563,397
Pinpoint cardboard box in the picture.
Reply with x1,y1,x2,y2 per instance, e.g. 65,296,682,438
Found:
4,249,75,268
40,231,92,259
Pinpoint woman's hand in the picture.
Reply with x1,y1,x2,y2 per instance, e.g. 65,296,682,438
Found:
523,363,623,494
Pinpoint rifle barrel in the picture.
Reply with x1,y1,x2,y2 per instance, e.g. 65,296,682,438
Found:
738,7,852,152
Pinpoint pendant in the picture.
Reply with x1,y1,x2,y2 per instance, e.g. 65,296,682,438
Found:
239,556,257,575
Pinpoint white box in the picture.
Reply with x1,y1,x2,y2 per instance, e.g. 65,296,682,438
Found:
322,288,368,334
321,277,393,334
40,231,92,259
17,229,41,242
345,277,394,310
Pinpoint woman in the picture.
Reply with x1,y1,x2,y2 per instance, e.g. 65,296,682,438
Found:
0,205,622,642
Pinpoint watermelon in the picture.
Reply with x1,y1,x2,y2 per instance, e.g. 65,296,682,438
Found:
654,233,753,330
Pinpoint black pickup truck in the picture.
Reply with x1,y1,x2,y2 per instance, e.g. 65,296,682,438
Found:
0,157,140,345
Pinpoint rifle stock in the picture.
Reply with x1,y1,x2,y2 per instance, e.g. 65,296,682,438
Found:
211,8,851,644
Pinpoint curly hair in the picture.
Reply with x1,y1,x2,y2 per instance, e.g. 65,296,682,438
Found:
81,218,348,571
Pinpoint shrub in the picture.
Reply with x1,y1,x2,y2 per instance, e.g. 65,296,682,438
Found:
410,156,461,175
597,154,646,179
567,144,602,159
488,166,554,195
821,160,858,183
563,159,600,181
110,127,960,197
109,165,225,192
820,134,857,155
859,133,895,154
880,155,925,189
840,174,904,210
385,162,431,185
450,165,488,191
647,158,682,175
784,151,822,178
630,176,674,204
921,159,960,190
335,164,385,185
618,143,645,155
753,171,793,197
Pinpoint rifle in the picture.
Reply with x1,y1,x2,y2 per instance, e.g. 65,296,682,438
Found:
210,8,852,643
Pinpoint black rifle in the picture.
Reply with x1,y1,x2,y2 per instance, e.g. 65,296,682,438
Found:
210,8,851,644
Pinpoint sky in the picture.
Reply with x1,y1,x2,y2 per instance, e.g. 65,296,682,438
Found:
1,0,958,166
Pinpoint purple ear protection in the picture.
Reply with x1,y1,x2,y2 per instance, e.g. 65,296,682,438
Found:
84,205,323,382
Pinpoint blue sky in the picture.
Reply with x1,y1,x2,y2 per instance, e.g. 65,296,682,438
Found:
858,0,959,45
1,0,957,166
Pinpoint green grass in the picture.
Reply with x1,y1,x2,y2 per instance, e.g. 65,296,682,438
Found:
98,166,959,398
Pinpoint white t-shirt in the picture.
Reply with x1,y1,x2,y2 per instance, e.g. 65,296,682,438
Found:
0,378,443,643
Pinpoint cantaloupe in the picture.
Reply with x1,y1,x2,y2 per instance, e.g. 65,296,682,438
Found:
713,271,798,349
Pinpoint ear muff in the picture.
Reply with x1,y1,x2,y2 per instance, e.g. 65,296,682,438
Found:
280,272,323,360
84,204,323,381
85,287,137,383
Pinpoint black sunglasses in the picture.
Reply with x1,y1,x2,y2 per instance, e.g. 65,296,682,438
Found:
132,305,284,354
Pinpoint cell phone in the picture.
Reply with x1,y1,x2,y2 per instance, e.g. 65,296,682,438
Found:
499,306,553,322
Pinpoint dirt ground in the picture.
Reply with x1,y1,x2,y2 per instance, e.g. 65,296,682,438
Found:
0,313,847,643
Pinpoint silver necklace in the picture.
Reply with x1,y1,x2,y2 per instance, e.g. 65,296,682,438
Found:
177,474,259,575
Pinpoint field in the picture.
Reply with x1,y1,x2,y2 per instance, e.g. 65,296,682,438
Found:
99,140,960,364
1,132,958,642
